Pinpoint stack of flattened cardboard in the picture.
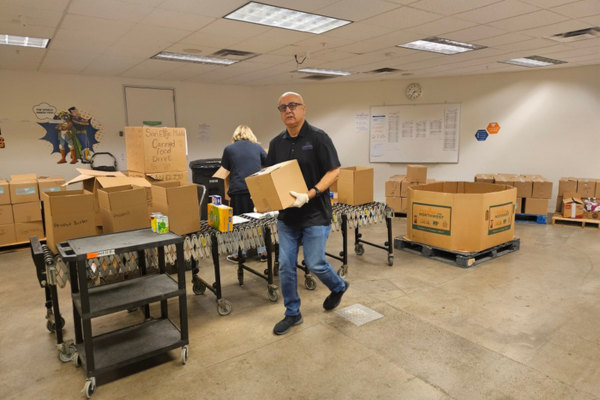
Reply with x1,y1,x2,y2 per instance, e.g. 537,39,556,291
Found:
386,165,434,214
475,174,553,215
64,169,151,232
125,127,189,186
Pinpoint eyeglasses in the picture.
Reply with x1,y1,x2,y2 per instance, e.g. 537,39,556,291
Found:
277,102,303,112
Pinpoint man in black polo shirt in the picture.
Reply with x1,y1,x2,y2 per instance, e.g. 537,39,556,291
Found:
267,92,349,335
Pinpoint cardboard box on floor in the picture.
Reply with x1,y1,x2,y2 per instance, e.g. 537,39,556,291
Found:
15,221,44,242
474,174,495,183
512,176,532,198
524,198,549,215
386,197,402,213
37,176,65,194
12,201,42,223
0,204,13,225
406,165,427,183
125,127,187,173
530,176,552,199
42,190,96,253
245,160,308,212
385,175,405,197
207,203,233,232
0,224,16,246
338,167,374,206
65,169,152,225
558,178,578,196
577,178,596,198
98,185,150,233
583,210,600,220
9,174,39,204
407,182,517,253
151,182,200,235
562,193,584,219
212,167,231,202
0,180,10,205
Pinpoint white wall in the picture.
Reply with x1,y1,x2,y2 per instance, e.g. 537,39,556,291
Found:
1,65,599,211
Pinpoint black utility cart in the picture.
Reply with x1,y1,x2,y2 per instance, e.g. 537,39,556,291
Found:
57,229,189,398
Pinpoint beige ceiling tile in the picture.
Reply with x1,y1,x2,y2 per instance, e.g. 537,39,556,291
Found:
456,0,540,23
48,30,114,53
518,0,581,8
230,40,284,54
180,33,243,49
40,49,99,73
104,44,167,59
409,0,502,15
315,0,400,22
362,6,443,29
0,22,55,38
59,14,133,37
566,36,600,48
81,55,145,76
5,0,70,12
119,59,182,78
153,63,221,81
309,49,358,62
488,10,570,31
444,25,508,41
119,25,190,48
1,5,64,28
159,0,259,18
140,9,215,32
404,17,478,36
566,53,600,62
0,46,45,70
495,37,565,51
68,0,154,23
363,31,425,48
245,54,290,65
162,43,222,55
580,14,600,25
535,43,584,53
293,35,356,51
541,46,598,58
477,32,535,46
522,20,594,38
119,0,164,6
324,23,395,41
334,40,394,54
268,45,312,57
551,0,600,18
248,29,315,45
197,18,270,39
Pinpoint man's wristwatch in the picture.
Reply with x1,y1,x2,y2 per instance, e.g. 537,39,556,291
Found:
312,187,322,196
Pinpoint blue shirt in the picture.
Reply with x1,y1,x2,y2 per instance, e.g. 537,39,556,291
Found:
221,140,267,195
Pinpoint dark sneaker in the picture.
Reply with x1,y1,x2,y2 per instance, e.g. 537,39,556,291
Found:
323,281,349,311
273,314,303,335
260,253,268,262
226,255,240,264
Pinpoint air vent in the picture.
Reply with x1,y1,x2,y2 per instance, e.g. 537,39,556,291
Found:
211,49,259,61
367,67,401,74
301,75,336,81
547,27,600,43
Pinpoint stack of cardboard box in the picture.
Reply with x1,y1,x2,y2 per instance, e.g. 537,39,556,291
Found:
125,127,189,185
475,174,552,215
386,165,433,214
557,177,599,219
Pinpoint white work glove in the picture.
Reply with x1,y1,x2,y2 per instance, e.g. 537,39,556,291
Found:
289,191,309,208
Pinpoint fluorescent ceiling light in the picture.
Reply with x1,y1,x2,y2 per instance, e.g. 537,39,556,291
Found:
398,37,486,55
151,52,238,65
0,34,50,49
297,68,353,76
498,56,566,68
224,2,351,34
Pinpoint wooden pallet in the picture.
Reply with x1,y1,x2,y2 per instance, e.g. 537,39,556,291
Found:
394,237,521,268
551,214,600,229
515,213,547,224
0,238,45,251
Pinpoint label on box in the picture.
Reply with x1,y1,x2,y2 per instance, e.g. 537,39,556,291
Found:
0,188,3,194
41,186,61,193
16,187,36,195
412,202,451,236
488,202,513,235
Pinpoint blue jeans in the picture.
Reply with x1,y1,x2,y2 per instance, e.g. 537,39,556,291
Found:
277,221,345,316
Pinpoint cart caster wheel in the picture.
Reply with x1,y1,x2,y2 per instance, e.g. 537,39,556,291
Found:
83,377,96,399
304,276,317,290
181,345,189,365
46,320,55,333
59,349,76,363
217,300,232,316
264,269,269,275
74,352,83,367
388,255,394,266
355,244,364,256
268,288,279,302
337,265,348,279
192,282,206,295
127,307,138,313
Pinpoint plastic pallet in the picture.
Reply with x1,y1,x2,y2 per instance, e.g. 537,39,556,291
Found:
394,237,521,268
515,213,547,224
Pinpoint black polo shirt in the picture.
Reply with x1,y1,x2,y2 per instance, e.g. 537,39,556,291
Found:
266,121,340,227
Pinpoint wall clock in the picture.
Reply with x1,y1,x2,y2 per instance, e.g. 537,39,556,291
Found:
405,83,422,100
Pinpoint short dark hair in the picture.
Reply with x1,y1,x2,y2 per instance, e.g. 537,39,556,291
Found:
68,107,77,113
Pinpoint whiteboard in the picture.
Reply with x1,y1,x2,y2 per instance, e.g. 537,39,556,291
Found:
369,103,460,163
124,86,177,127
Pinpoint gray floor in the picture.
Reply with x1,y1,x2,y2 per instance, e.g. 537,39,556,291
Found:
1,218,599,400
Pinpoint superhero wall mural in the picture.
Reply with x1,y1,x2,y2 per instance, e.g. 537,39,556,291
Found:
34,103,103,164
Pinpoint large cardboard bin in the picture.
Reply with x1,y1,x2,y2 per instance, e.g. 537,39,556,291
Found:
98,185,150,233
151,182,200,235
125,127,187,173
245,160,308,212
42,190,96,253
407,182,517,253
338,167,374,206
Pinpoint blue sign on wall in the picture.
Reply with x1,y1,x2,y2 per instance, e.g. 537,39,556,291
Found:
475,129,489,141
